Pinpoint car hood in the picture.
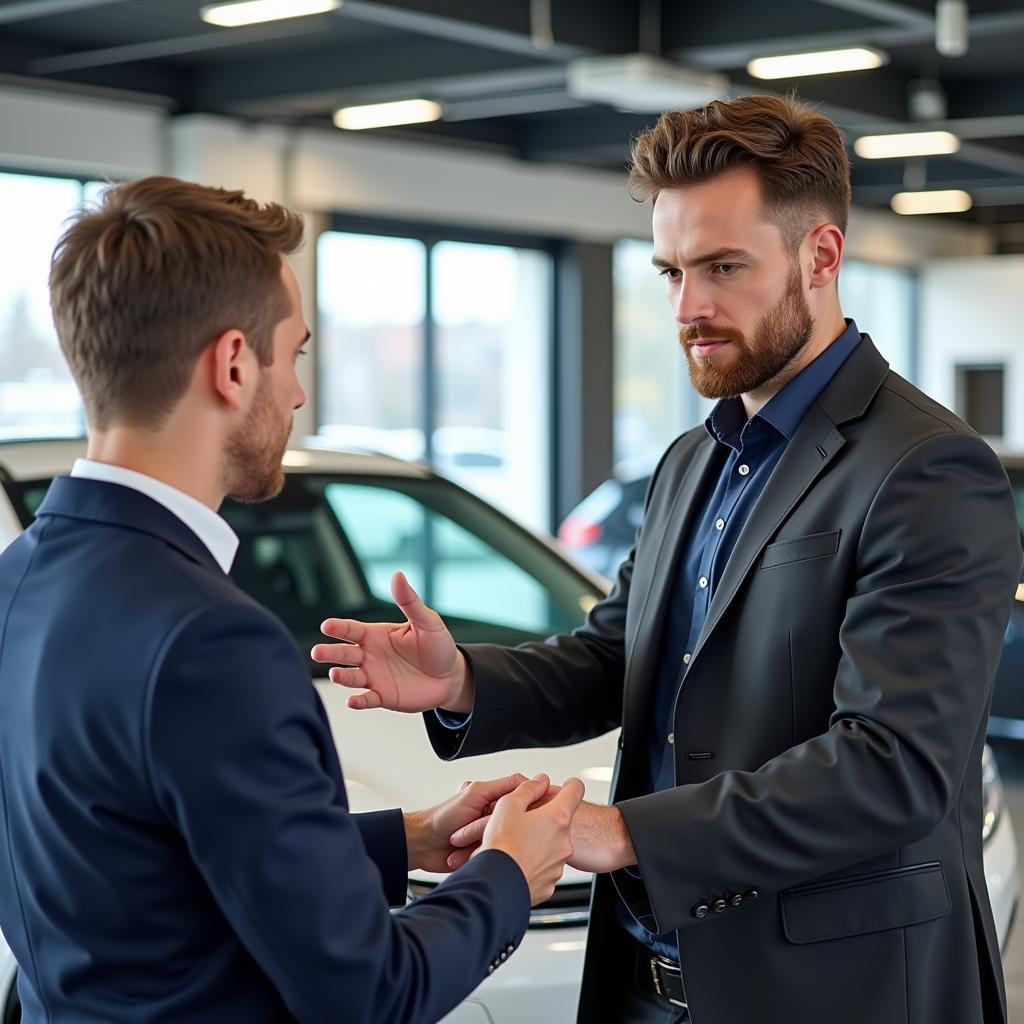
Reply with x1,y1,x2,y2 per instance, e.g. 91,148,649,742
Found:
315,680,618,885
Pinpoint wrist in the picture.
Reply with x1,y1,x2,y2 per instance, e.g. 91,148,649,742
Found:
403,810,428,872
609,805,637,871
440,651,475,715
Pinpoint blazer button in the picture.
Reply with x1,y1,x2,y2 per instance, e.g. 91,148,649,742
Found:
728,892,744,907
712,898,728,914
692,902,710,920
506,944,515,954
488,965,495,974
744,889,759,902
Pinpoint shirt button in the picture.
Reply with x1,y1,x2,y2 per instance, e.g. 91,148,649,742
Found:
715,518,725,531
683,653,691,665
698,576,708,589
738,464,750,476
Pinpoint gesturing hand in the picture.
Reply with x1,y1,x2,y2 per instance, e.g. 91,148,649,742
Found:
311,571,472,714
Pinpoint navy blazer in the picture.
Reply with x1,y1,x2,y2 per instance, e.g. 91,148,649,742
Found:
0,476,528,1023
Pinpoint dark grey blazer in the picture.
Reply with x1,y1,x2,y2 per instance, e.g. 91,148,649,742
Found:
426,336,1022,1024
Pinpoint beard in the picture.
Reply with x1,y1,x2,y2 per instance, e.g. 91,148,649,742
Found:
679,262,815,399
221,371,292,504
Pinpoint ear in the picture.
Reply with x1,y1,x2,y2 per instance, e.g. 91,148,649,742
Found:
806,224,844,290
210,329,254,412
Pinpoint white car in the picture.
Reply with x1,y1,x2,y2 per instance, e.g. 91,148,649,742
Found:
0,439,1018,1024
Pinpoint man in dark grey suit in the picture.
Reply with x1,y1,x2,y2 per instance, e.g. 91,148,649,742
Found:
313,95,1021,1023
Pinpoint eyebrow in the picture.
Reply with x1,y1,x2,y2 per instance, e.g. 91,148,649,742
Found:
651,248,755,269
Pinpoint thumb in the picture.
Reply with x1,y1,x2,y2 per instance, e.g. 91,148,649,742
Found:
550,777,586,814
391,571,438,629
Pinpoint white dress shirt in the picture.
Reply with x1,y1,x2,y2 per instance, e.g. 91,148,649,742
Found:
71,459,239,573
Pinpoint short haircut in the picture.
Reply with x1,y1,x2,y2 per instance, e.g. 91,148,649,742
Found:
49,175,305,430
628,94,852,252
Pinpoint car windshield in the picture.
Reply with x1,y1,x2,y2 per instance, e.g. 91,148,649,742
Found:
7,471,603,666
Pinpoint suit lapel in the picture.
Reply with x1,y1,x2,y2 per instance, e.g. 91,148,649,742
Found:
690,336,891,662
692,405,845,661
622,433,722,743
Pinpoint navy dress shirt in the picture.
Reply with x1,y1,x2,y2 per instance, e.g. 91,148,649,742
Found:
619,320,863,959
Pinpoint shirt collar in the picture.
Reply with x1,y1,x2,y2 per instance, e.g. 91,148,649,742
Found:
706,319,861,446
70,459,239,573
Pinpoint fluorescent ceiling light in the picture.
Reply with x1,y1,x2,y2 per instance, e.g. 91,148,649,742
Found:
747,47,887,80
201,0,341,28
567,54,728,113
334,99,442,131
854,131,960,159
891,189,972,215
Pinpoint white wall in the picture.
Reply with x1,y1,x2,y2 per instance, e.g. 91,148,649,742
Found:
920,257,1024,447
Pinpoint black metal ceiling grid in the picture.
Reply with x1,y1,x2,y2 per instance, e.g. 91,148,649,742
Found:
0,0,1023,238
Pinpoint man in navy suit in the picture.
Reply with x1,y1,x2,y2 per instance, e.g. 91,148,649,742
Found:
0,175,584,1024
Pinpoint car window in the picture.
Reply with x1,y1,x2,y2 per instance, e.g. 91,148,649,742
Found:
225,473,601,654
326,481,563,634
4,470,603,663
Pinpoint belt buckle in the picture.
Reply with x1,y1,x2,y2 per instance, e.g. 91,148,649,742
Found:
649,956,688,1010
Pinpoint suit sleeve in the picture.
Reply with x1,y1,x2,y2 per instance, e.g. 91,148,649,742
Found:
352,811,408,908
616,430,1022,933
144,601,530,1024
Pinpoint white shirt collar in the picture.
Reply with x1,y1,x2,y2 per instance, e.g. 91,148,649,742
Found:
70,459,239,574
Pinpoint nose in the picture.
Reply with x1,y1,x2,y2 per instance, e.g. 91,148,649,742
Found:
672,274,716,325
294,383,307,411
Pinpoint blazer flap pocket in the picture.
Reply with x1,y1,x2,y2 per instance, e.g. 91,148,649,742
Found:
781,862,950,944
760,529,841,569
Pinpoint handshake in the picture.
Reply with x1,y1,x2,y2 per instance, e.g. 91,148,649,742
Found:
311,571,639,903
404,773,586,906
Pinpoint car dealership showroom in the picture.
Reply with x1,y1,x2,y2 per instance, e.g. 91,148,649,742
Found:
4,1,1024,1022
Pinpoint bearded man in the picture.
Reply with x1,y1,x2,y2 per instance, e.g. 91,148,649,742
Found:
313,95,1022,1023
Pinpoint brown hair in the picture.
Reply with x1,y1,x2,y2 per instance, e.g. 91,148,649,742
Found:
49,175,304,430
629,94,851,251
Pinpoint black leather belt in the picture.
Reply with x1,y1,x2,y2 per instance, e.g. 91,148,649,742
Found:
641,952,688,1011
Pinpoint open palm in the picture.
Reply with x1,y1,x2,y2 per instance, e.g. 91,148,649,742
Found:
311,571,464,713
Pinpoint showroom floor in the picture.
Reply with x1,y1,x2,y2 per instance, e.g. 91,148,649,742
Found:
990,740,1024,1017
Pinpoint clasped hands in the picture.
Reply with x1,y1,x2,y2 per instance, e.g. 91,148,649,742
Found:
311,570,636,891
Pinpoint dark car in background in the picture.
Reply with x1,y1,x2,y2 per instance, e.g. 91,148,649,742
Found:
560,453,1024,740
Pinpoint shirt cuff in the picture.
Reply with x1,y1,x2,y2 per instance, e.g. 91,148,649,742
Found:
435,709,473,730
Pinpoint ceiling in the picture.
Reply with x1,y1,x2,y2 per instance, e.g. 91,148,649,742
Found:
2,0,1024,248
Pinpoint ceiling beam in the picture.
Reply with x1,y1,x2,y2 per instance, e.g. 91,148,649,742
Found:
0,0,130,25
808,0,933,30
189,40,555,112
676,8,1024,68
27,22,327,74
338,1,585,61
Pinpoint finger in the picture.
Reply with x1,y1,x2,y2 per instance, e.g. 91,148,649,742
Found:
451,815,489,848
311,643,364,666
464,773,529,807
498,773,550,813
319,618,366,643
447,846,475,870
346,690,383,711
328,667,367,688
551,777,586,814
391,572,443,631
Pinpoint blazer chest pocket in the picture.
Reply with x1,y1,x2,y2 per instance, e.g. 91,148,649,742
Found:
781,862,950,944
759,529,841,570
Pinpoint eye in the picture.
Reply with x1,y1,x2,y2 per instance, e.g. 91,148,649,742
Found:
713,263,739,276
658,267,682,281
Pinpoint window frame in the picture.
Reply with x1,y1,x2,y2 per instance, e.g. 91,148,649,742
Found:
318,212,562,529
